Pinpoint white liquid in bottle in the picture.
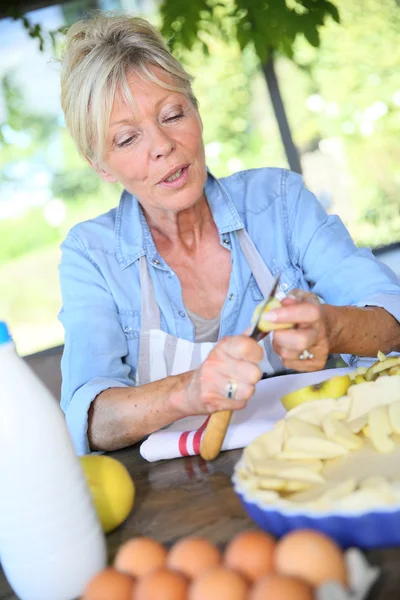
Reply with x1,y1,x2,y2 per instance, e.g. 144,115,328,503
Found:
0,322,107,599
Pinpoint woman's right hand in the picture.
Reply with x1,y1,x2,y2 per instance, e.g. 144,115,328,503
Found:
180,334,264,415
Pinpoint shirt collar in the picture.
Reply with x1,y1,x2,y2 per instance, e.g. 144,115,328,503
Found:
114,168,244,269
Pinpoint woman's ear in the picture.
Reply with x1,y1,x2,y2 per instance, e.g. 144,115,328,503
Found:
86,157,118,183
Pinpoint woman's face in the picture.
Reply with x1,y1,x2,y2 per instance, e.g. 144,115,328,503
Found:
96,66,207,215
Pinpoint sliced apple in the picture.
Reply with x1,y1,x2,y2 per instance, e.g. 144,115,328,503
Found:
322,413,363,451
365,357,400,381
336,489,392,510
347,414,368,434
349,366,368,381
275,451,327,461
284,436,348,459
389,367,400,376
244,421,286,467
243,456,324,478
312,479,357,508
368,406,395,453
388,401,400,435
285,417,326,439
284,399,339,425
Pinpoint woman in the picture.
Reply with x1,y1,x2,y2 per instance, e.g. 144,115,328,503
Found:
59,13,400,455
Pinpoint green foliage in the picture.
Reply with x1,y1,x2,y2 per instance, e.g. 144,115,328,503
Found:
0,209,61,265
282,0,400,247
160,0,340,63
4,5,66,52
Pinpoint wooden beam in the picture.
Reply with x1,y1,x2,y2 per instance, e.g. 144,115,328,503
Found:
262,53,302,175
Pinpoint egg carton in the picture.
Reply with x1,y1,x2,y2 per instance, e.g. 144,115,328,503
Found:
316,548,379,600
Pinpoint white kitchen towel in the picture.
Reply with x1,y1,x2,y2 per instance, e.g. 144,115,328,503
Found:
139,367,353,462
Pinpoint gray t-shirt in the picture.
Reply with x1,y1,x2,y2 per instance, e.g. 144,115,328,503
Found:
186,308,220,343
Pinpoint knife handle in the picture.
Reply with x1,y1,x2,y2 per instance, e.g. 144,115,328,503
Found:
200,410,232,461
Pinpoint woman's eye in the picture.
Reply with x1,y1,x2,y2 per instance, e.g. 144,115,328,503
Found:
165,113,184,123
117,136,135,148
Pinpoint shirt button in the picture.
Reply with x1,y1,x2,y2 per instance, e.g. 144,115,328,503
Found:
280,283,288,291
228,293,234,301
178,310,186,318
123,325,132,334
168,272,174,278
152,258,160,266
223,238,230,245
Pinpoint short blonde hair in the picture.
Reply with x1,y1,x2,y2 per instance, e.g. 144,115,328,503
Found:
60,12,198,162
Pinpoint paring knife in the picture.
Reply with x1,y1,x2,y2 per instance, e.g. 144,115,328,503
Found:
200,274,283,461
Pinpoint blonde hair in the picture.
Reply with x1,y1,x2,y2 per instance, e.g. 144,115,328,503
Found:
60,12,198,162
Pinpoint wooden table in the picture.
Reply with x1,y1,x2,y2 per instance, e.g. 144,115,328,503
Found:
1,446,400,598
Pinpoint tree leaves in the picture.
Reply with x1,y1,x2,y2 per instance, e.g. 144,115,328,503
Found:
160,0,341,64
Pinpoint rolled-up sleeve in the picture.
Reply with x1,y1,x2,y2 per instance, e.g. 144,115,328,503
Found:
58,231,134,455
286,173,400,365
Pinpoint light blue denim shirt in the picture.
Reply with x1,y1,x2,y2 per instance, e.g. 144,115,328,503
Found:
59,168,400,454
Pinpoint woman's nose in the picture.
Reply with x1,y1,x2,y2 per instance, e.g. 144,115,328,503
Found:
149,125,175,160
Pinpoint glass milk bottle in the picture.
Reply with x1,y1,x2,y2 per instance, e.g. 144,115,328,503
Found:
0,321,107,599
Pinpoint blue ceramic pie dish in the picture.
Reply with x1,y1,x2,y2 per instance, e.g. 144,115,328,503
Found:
232,466,400,549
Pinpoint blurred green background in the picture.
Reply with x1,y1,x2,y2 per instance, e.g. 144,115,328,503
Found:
0,0,399,355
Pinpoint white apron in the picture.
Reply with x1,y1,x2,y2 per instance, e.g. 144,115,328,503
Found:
136,228,285,386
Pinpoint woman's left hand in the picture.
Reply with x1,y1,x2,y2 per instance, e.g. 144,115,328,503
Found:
262,289,330,372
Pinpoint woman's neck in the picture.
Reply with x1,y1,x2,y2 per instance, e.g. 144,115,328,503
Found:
144,195,214,253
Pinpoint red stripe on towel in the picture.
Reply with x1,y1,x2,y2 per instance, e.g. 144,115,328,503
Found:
178,431,190,456
193,417,210,455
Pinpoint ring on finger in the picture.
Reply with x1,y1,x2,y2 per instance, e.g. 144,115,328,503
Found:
225,380,238,400
298,349,314,360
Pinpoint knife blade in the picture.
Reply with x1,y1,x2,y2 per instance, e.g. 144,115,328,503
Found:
249,274,281,341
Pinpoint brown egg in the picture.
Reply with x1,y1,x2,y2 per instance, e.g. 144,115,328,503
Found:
275,529,348,587
250,574,314,600
167,536,221,579
135,567,189,600
224,530,276,582
189,566,249,600
82,567,135,600
114,536,167,578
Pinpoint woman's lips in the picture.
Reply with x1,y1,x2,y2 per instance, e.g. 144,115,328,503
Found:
158,165,189,189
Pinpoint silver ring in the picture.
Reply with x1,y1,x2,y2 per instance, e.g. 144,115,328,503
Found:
299,349,314,360
225,381,238,400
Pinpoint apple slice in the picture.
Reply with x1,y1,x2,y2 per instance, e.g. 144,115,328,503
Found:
275,451,327,461
244,421,286,466
243,456,324,478
321,413,363,451
360,476,396,502
285,417,326,438
388,401,400,435
284,436,348,459
365,357,400,381
368,406,395,453
311,478,357,508
253,474,321,493
347,414,368,434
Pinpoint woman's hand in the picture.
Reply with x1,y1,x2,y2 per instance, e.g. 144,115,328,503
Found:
181,334,264,415
264,289,330,372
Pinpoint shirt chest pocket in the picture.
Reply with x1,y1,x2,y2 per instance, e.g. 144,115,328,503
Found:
249,265,301,301
118,310,141,340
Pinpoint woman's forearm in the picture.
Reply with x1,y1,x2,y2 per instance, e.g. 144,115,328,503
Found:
323,305,400,357
88,371,193,452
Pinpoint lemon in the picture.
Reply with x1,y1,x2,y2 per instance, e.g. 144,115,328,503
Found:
80,455,135,534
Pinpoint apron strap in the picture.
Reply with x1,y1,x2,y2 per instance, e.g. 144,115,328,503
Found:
139,256,161,330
